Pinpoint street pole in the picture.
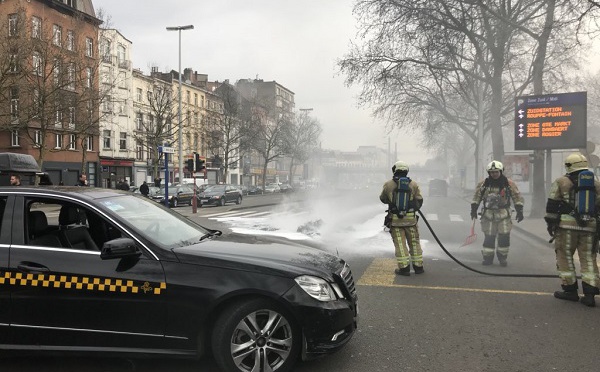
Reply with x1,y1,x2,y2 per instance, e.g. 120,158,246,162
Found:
166,24,194,185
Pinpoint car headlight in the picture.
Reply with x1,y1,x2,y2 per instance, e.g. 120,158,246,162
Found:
295,275,337,301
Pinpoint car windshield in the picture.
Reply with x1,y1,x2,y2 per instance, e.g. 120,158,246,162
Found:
97,194,208,248
206,185,226,192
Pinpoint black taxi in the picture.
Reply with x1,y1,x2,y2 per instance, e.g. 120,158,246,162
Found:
0,187,357,372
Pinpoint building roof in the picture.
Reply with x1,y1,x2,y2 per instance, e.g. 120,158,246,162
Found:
77,0,96,18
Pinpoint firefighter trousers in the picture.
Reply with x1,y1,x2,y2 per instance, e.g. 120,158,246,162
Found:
390,225,423,269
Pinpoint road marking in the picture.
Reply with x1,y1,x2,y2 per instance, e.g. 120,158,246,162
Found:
449,214,464,222
357,258,550,296
203,210,254,218
424,214,438,221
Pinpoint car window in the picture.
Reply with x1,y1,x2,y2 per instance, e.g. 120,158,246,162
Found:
25,198,123,251
97,195,208,248
0,196,6,234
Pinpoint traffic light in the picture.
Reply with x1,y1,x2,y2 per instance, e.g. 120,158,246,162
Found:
195,153,205,172
186,159,194,172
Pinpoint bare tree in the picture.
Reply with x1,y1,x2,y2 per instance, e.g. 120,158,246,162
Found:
281,110,322,182
0,6,102,173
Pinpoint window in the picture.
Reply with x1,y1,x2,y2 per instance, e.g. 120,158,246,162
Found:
85,37,93,57
11,130,20,147
32,17,41,39
117,44,126,67
66,30,74,51
67,63,75,90
53,59,61,86
8,14,18,37
86,136,93,151
194,93,198,106
103,96,112,112
10,87,18,121
53,24,62,46
136,113,143,130
34,130,42,147
33,89,41,116
33,53,43,76
118,100,126,115
136,88,142,102
136,141,144,160
118,71,126,88
55,105,63,127
86,67,92,88
103,130,111,149
68,107,75,129
102,38,111,58
186,90,190,104
69,134,76,150
9,52,18,73
55,133,63,149
119,132,127,150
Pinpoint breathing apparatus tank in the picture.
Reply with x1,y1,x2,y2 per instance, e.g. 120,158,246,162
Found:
575,170,596,223
394,177,411,217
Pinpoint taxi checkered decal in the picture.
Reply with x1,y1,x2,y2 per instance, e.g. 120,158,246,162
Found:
0,271,166,295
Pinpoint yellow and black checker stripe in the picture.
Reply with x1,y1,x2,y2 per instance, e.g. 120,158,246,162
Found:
0,271,166,295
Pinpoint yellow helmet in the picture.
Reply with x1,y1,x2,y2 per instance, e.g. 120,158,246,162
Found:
486,160,503,173
564,152,588,173
392,160,409,174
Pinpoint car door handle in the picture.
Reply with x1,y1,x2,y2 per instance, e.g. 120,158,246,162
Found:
17,262,50,273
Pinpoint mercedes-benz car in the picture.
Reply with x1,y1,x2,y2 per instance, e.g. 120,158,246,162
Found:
0,186,358,372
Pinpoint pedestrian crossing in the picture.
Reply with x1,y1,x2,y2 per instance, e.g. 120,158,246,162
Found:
203,210,470,223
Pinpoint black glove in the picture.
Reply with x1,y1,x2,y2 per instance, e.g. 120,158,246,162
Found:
515,205,524,223
544,217,559,237
547,225,556,237
470,203,478,220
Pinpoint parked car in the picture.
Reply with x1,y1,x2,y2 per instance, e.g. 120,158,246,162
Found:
198,184,242,206
0,186,358,371
264,184,281,193
428,179,448,197
247,185,264,195
133,186,160,198
151,185,195,207
237,185,249,196
280,183,294,193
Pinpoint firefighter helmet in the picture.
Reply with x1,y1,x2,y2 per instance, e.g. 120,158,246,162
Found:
486,160,504,173
392,160,409,174
564,152,589,173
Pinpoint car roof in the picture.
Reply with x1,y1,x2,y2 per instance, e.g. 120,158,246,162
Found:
0,152,40,173
0,186,131,202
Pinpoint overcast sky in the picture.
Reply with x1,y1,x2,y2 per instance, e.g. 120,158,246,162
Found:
93,0,428,164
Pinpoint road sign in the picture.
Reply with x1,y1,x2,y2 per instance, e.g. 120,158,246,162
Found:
514,92,587,150
158,146,175,154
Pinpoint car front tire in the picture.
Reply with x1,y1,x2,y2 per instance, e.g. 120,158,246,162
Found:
172,198,178,208
220,198,226,206
212,298,300,372
236,196,241,205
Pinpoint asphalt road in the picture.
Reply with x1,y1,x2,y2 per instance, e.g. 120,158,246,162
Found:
4,187,600,372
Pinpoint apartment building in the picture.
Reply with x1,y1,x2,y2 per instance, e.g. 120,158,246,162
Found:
98,28,134,189
0,0,101,185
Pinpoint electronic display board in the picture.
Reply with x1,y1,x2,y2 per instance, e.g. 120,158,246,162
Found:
514,92,587,150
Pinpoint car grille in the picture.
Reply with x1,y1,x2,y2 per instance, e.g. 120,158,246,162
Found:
339,263,357,299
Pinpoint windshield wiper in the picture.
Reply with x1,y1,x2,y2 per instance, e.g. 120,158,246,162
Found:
199,229,223,242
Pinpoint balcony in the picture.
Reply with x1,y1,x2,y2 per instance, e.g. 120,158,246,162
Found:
118,59,131,70
101,54,114,65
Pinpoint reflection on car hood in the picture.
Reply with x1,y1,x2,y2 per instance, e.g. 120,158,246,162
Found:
172,233,343,280
201,189,225,196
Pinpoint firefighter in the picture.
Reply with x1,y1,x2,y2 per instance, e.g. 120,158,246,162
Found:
471,161,524,266
545,152,600,307
380,161,424,276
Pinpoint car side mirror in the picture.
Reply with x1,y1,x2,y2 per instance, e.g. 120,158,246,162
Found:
101,238,141,260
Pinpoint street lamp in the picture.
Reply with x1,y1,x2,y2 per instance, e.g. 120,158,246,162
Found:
166,24,194,184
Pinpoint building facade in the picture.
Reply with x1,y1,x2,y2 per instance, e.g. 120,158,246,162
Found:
0,0,101,185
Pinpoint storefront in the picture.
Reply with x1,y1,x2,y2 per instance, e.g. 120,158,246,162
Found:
100,158,133,189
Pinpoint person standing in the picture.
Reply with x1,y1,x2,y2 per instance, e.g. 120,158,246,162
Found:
75,174,88,186
10,174,21,186
139,181,150,197
379,160,424,276
471,161,524,266
545,152,600,307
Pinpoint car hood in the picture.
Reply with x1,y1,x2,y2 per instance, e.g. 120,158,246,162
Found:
171,233,344,280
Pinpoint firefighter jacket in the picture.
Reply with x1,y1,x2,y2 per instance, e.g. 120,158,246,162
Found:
472,176,524,222
380,178,423,227
545,174,600,233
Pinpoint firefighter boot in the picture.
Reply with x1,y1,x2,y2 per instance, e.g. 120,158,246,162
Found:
496,252,508,267
394,266,411,276
580,282,600,307
413,264,424,274
553,283,580,302
482,256,494,266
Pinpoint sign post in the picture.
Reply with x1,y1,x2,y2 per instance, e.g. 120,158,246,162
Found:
159,145,175,208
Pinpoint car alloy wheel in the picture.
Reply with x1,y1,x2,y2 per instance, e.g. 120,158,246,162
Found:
236,196,241,205
172,198,178,208
220,198,226,206
212,299,299,372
